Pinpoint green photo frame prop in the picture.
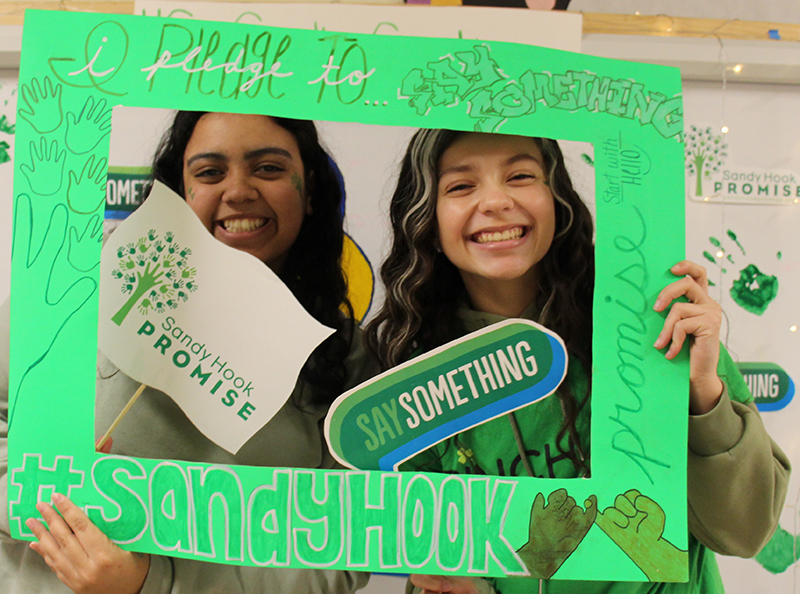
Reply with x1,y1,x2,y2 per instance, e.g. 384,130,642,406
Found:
8,10,687,581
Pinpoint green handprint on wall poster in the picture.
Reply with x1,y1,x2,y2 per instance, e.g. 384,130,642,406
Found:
702,229,779,315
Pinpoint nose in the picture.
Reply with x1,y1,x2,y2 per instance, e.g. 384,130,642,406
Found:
477,182,514,213
222,169,259,203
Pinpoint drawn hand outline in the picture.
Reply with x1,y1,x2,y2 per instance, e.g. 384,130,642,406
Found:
65,96,113,154
67,214,104,272
21,138,66,196
9,194,97,426
18,77,63,134
515,488,598,579
595,489,686,581
66,154,108,214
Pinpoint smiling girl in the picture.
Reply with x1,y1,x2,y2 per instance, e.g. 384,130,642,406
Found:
365,129,789,594
2,112,377,594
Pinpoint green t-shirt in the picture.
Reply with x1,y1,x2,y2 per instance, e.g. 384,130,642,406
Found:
402,308,754,594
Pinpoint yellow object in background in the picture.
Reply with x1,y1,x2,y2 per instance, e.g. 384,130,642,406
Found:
342,233,374,322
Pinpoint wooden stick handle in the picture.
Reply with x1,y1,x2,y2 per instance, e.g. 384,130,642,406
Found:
96,383,147,452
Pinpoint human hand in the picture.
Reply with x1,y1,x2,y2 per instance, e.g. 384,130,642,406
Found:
18,76,63,134
21,138,66,196
66,96,113,155
595,489,686,581
26,493,149,594
67,155,108,214
653,260,724,414
410,574,483,594
515,488,597,579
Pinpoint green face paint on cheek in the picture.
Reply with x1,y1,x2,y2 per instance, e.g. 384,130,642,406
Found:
291,173,303,196
187,186,196,202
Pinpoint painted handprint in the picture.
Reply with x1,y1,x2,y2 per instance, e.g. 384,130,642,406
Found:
755,488,800,574
702,229,779,315
67,215,104,272
9,194,96,423
21,138,66,196
66,154,108,214
0,114,15,134
18,77,63,134
595,489,686,581
65,96,112,154
515,489,597,579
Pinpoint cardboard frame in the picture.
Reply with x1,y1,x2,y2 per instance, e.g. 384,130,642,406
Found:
8,10,687,580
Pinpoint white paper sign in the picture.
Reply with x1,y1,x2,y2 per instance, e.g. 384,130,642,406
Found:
99,182,334,453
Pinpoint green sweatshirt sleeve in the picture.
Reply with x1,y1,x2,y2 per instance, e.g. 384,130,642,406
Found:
687,346,791,558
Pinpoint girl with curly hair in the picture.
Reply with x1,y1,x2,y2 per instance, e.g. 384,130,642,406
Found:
366,129,788,594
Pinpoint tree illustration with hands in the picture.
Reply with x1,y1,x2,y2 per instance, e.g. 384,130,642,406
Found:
685,125,728,197
110,229,197,326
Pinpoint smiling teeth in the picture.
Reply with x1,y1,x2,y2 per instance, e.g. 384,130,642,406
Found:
474,227,523,244
223,218,266,233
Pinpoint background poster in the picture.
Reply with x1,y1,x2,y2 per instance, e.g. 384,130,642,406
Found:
682,79,800,593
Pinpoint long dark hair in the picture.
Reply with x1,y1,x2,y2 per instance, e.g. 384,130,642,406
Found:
150,111,354,406
365,129,594,474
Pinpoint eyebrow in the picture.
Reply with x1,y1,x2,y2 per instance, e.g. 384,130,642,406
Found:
438,153,543,178
186,147,293,167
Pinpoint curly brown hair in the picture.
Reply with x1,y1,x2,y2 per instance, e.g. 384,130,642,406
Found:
365,129,594,474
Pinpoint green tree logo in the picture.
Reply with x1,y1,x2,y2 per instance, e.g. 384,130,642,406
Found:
685,125,728,197
110,229,197,326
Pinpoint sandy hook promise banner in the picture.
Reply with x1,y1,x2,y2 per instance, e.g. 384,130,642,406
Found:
9,9,687,580
98,182,333,454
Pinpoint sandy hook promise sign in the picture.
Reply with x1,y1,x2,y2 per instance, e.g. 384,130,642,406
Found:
98,181,333,454
9,10,687,581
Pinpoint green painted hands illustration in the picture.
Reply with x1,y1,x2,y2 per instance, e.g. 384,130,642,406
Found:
65,96,112,154
595,489,686,582
18,77,63,134
66,154,108,214
21,138,66,196
515,489,597,579
702,230,779,315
